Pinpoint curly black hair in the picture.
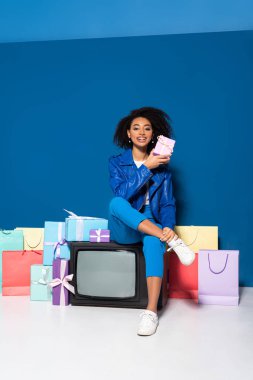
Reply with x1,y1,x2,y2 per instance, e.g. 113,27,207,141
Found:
113,106,173,153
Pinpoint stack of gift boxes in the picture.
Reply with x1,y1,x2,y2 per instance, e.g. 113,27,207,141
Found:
0,213,109,305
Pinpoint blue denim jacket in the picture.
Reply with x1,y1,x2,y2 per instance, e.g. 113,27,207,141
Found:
108,149,176,229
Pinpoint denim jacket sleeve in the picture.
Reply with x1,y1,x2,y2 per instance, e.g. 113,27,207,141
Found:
159,170,176,230
109,156,153,201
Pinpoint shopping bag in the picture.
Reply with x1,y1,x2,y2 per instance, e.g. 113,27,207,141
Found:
198,250,239,306
168,252,198,301
0,230,24,291
173,226,218,253
2,250,43,296
15,228,44,250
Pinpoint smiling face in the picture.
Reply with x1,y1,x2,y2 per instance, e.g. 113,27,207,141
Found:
127,117,153,150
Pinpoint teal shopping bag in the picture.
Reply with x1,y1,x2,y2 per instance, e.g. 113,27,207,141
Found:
0,230,24,292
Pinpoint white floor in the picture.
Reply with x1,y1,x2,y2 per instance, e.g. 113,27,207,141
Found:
0,287,252,380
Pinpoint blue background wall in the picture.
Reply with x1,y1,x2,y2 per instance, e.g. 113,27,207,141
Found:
0,30,252,286
0,0,253,42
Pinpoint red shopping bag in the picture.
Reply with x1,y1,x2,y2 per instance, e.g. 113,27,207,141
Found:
2,250,43,296
168,252,198,302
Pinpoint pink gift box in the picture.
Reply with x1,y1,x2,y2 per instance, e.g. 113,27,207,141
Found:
89,229,110,243
153,135,176,156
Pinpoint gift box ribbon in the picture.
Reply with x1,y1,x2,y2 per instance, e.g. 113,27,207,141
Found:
44,222,68,258
90,229,109,242
49,260,75,305
32,267,51,285
75,219,102,241
76,220,84,241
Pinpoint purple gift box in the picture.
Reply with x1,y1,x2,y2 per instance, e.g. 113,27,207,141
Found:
153,135,176,156
89,229,110,243
50,258,75,306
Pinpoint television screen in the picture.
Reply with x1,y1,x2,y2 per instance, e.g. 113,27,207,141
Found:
76,250,136,298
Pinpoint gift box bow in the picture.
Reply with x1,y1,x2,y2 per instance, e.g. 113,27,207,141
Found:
44,239,69,259
32,267,51,286
89,229,110,242
49,273,75,294
64,209,100,220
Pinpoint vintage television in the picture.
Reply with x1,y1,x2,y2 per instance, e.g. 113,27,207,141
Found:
69,241,168,309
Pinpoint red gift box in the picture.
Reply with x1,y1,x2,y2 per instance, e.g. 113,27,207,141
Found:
2,250,43,296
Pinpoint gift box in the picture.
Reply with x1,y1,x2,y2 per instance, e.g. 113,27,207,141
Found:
2,250,43,296
43,222,70,265
15,227,44,250
89,229,110,242
0,229,24,292
65,217,108,242
168,226,218,300
153,135,176,156
50,258,75,305
198,250,239,306
30,264,52,301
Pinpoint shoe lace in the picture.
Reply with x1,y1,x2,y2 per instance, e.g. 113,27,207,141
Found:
167,238,187,252
139,311,157,324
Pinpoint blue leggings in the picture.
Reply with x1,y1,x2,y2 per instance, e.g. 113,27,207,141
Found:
108,197,166,278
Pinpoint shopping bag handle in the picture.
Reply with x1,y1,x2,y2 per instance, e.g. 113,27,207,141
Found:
0,229,12,235
21,250,42,256
208,253,229,274
175,226,199,248
25,233,43,249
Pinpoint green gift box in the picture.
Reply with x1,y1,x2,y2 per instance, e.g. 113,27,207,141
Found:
0,230,24,292
30,265,52,301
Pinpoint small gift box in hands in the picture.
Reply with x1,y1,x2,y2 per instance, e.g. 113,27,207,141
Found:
153,135,176,156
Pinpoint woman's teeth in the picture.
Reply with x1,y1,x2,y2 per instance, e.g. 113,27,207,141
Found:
137,138,147,141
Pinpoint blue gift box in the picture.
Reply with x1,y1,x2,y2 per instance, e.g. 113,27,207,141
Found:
0,230,24,292
30,264,52,301
65,217,108,241
43,222,70,265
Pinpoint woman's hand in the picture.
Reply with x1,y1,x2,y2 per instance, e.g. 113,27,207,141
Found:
143,149,171,170
160,227,178,242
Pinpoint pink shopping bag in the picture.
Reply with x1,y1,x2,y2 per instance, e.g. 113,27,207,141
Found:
198,250,239,306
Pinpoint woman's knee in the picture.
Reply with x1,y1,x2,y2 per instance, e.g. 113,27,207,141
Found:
109,196,127,214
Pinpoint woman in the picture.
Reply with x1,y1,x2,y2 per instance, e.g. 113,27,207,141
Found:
108,107,194,336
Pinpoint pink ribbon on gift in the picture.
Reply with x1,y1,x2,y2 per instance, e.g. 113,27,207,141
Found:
44,222,68,258
90,229,109,242
49,260,75,305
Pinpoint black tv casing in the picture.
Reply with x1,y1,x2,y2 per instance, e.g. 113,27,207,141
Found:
69,241,168,310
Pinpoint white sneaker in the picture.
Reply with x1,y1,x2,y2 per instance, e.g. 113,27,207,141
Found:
167,237,195,266
137,310,159,336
